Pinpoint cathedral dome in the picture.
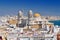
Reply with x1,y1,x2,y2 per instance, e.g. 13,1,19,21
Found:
34,13,41,17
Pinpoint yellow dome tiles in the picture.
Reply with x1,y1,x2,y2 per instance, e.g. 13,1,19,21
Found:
34,13,41,17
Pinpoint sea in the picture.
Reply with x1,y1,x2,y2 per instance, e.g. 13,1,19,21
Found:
49,20,60,26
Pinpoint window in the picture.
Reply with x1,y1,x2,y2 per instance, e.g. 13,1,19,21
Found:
34,21,38,23
39,21,41,23
0,36,2,40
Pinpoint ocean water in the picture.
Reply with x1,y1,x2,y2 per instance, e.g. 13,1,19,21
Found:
49,20,60,26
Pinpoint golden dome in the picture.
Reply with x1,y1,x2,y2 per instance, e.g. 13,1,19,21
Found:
34,13,41,17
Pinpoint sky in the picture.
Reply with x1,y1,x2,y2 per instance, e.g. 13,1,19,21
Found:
0,0,60,16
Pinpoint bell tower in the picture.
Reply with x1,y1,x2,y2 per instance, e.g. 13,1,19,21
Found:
17,10,23,27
